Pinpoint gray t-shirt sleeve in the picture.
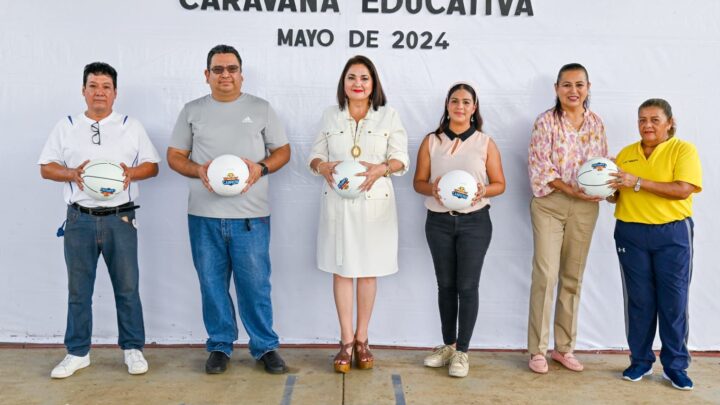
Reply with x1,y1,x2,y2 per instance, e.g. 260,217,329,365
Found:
170,104,193,151
263,104,288,150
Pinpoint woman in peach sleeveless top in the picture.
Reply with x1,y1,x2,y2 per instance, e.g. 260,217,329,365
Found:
413,82,506,377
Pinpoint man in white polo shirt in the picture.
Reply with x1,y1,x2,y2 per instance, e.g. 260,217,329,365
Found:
168,44,291,375
38,62,160,378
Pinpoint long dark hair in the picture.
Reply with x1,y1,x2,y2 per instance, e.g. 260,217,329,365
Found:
433,83,483,138
553,63,589,118
336,55,386,111
639,98,676,137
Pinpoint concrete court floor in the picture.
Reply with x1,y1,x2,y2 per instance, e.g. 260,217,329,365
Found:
1,347,718,405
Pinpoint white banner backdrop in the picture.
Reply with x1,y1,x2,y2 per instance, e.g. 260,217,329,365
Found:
1,0,718,350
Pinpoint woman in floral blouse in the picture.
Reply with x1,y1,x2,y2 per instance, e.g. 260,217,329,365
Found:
526,63,608,374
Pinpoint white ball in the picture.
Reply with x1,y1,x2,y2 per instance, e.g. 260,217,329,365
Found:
81,159,125,201
207,154,249,197
576,157,619,198
438,170,478,210
332,160,366,199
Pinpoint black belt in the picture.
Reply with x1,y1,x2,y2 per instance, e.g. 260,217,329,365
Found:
70,202,139,216
429,205,489,217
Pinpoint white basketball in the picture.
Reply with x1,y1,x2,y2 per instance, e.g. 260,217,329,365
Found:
438,170,478,211
81,159,125,201
332,160,366,199
576,157,619,198
207,154,249,197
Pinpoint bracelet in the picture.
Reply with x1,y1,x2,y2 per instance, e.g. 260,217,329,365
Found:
383,162,391,177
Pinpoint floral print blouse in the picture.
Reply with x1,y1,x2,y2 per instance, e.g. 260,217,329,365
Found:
528,108,608,198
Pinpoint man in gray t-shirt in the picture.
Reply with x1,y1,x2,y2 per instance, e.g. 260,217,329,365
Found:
167,44,291,375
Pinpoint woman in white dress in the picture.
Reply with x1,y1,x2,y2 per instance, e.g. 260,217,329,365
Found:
308,55,409,373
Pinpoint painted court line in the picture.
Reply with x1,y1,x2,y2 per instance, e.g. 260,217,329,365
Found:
392,374,406,405
280,375,297,405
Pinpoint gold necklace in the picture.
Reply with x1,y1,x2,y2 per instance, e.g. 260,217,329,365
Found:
349,103,369,158
351,144,361,158
351,121,364,158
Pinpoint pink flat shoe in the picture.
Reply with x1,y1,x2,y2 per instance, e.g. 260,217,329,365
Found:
551,351,584,372
528,354,548,374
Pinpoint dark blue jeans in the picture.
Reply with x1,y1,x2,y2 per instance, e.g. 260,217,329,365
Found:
425,207,492,352
188,215,279,359
63,205,145,356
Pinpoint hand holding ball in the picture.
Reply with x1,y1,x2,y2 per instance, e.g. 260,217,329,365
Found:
207,154,250,197
437,170,478,210
81,159,125,201
576,157,618,198
331,160,366,199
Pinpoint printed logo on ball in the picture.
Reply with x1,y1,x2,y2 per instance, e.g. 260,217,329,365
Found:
591,162,608,171
100,187,117,196
222,172,240,186
452,186,469,199
337,178,350,190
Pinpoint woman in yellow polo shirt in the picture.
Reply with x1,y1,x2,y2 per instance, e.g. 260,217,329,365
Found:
609,98,702,391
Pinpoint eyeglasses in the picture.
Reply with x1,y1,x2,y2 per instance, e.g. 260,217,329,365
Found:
210,65,240,75
91,121,101,145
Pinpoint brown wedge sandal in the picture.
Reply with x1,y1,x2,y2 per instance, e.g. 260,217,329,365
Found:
333,341,354,373
354,339,374,370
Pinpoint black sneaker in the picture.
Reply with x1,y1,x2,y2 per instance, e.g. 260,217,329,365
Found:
259,350,288,374
663,368,693,390
205,351,230,374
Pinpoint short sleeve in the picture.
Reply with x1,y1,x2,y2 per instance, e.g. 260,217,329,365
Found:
169,105,193,151
674,141,702,192
262,103,288,150
129,118,161,164
37,118,67,165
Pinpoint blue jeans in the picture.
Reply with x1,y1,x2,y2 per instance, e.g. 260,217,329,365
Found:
63,205,145,356
188,215,279,359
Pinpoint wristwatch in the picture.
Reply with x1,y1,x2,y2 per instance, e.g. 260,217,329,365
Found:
633,177,642,192
259,162,269,177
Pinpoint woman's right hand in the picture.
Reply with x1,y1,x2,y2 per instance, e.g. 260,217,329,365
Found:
571,186,603,202
317,161,341,188
432,176,444,206
550,179,602,202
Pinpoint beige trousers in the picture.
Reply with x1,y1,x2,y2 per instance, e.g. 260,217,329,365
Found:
527,192,599,355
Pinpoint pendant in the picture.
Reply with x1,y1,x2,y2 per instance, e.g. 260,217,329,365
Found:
351,145,362,158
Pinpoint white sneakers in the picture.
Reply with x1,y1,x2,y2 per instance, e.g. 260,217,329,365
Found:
51,354,90,378
50,350,148,378
424,345,456,368
124,349,149,375
424,345,469,378
449,351,470,378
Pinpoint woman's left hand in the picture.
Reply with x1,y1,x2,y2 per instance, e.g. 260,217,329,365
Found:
609,171,638,190
357,161,387,192
471,182,487,206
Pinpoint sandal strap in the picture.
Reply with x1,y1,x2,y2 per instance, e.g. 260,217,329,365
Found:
354,339,373,362
334,341,354,365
